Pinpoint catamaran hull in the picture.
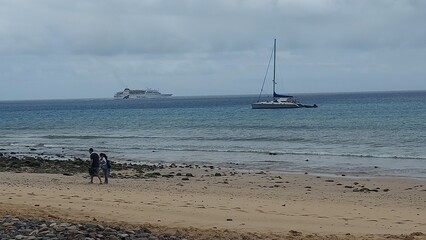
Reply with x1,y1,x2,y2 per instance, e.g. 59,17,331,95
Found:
251,103,300,109
251,103,318,109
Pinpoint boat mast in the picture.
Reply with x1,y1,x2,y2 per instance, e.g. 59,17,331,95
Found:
273,38,276,99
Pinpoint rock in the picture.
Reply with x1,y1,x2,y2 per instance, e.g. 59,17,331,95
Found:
181,177,190,181
118,233,129,238
2,222,14,227
214,173,222,177
185,173,194,177
289,230,302,236
67,225,78,231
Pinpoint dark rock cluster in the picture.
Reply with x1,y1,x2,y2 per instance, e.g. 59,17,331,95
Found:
0,155,165,179
0,216,188,240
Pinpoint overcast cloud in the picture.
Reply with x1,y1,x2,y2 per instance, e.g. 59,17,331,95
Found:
1,0,426,100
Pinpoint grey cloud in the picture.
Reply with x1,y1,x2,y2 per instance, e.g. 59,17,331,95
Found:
1,0,426,100
2,0,426,55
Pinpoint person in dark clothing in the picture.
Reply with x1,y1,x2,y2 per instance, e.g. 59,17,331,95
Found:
89,148,102,184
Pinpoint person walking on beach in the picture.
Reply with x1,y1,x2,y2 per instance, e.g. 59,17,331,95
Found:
88,148,102,184
100,153,110,184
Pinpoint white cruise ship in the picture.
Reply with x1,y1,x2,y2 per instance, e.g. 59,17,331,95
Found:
114,88,172,99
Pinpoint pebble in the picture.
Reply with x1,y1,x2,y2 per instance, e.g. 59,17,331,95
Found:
0,216,187,240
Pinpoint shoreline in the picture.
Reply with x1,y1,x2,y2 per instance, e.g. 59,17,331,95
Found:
1,151,425,181
1,154,425,239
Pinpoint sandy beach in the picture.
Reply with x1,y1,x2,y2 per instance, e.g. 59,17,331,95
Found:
0,157,425,239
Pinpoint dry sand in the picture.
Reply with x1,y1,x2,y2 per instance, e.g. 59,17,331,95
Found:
0,166,425,239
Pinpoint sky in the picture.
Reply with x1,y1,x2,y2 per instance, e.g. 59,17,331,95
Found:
0,0,426,100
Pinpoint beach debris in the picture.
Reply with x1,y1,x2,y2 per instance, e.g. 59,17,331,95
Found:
214,173,222,177
289,230,302,236
161,174,174,178
352,187,379,193
226,218,233,221
144,172,161,178
181,177,190,181
185,173,194,177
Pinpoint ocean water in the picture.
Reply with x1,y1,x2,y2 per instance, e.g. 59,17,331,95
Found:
1,91,426,178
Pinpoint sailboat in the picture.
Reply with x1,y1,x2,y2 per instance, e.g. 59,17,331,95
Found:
251,39,317,109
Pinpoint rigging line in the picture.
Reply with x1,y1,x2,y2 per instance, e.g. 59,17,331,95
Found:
257,46,274,102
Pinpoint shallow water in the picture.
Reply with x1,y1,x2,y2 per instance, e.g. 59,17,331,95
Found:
1,91,426,178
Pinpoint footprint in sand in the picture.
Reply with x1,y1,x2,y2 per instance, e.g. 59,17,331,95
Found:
233,207,247,213
256,209,267,214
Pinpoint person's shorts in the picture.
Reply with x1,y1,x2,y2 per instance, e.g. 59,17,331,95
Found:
89,167,99,176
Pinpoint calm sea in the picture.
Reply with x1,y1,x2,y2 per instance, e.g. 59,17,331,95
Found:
1,91,426,178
